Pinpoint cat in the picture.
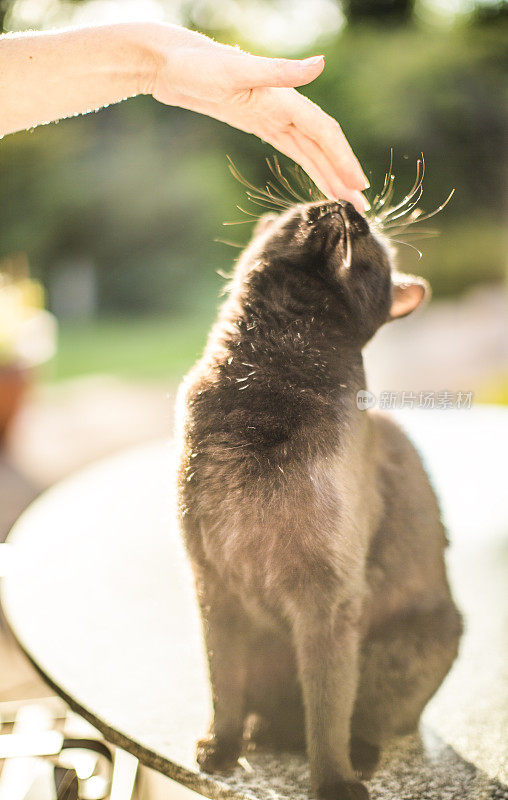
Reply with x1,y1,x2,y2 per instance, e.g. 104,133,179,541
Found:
175,198,462,800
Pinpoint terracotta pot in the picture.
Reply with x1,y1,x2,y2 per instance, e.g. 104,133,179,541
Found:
0,365,30,441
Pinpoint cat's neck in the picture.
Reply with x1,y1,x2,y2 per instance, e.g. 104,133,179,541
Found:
211,276,366,400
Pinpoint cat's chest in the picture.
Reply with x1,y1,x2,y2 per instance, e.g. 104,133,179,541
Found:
197,446,379,611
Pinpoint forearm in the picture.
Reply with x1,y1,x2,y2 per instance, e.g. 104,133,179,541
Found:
0,22,368,206
0,23,164,137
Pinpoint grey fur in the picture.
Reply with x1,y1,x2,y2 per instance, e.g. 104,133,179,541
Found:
175,200,462,800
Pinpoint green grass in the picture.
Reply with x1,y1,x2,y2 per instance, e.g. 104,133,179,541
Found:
48,314,215,382
46,310,507,407
476,373,508,406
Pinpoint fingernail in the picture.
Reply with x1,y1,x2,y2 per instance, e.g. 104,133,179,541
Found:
353,170,369,191
352,194,370,214
303,55,325,67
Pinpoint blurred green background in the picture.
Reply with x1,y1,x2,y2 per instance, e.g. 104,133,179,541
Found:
0,0,507,383
0,0,507,756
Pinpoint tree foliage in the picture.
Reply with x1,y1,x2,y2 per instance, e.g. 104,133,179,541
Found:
0,6,506,313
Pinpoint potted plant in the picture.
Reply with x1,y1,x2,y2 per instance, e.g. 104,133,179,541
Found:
0,254,57,440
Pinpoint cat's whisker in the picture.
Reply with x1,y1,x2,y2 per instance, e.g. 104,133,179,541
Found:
374,174,395,213
372,157,392,211
389,238,423,259
264,183,293,207
380,185,423,226
247,190,289,208
227,157,263,192
383,208,424,231
235,205,263,219
245,196,288,213
372,148,394,212
227,154,452,275
292,164,326,202
403,189,455,226
386,224,439,238
390,229,439,239
265,181,295,207
223,218,257,226
245,190,289,209
214,238,245,248
267,157,308,204
228,156,291,208
383,189,454,234
257,163,296,207
379,154,425,222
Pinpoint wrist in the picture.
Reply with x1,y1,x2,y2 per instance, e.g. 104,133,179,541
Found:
108,22,164,97
134,22,218,98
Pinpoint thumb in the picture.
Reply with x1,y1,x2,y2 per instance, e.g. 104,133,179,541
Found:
236,53,325,89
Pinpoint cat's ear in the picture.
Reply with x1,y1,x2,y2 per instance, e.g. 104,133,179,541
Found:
388,273,430,320
253,213,278,238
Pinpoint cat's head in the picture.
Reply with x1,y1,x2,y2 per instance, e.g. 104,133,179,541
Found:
243,200,429,346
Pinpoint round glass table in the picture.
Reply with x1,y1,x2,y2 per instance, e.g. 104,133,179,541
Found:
1,408,507,799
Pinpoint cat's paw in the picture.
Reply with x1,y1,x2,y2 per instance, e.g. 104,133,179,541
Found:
317,780,370,800
196,735,241,773
350,737,380,779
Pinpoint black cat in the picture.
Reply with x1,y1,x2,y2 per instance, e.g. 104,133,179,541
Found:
175,199,462,800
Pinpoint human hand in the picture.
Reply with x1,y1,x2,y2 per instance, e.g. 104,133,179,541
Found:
146,26,369,212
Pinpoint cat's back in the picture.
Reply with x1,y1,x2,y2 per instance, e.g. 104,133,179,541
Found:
365,410,452,626
369,409,444,537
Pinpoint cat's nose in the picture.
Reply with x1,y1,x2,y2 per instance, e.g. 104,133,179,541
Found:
343,201,362,219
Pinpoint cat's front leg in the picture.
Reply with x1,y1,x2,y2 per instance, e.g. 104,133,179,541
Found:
291,594,369,800
196,574,247,772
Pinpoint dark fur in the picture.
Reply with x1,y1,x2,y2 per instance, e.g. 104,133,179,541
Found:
175,200,462,799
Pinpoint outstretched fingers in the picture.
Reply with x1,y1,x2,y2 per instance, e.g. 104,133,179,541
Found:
229,51,326,90
288,92,368,193
266,127,368,213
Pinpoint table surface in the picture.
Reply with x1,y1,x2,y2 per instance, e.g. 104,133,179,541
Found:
2,407,507,800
